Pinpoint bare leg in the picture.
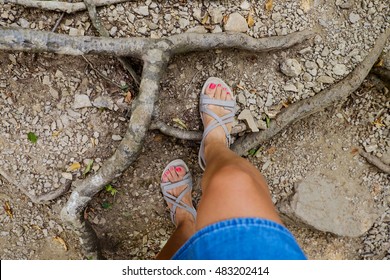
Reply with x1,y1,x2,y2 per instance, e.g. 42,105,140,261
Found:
156,165,196,259
196,82,282,230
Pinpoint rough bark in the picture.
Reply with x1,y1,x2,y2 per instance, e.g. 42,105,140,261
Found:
359,149,390,175
232,28,390,155
0,28,314,58
1,0,133,13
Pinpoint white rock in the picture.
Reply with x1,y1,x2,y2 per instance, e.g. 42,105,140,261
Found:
134,6,149,16
209,8,224,24
283,84,298,92
61,172,73,180
19,18,30,28
179,18,190,29
238,109,259,132
49,87,59,99
93,96,114,110
365,144,378,153
332,64,347,76
256,119,267,130
224,13,248,33
317,75,335,84
349,12,360,23
240,0,251,10
212,25,223,33
112,135,122,141
68,28,84,36
73,94,92,109
280,59,302,77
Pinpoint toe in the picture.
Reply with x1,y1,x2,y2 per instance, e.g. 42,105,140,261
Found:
215,84,222,99
162,174,169,183
169,166,179,181
175,165,186,178
205,82,217,97
226,89,232,101
221,87,228,100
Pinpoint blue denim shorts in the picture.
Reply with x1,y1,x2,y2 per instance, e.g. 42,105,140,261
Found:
172,218,307,260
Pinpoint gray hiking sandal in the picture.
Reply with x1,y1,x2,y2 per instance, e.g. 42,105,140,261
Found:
198,77,237,170
160,159,197,225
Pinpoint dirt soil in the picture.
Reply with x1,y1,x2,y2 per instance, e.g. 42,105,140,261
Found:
0,0,389,260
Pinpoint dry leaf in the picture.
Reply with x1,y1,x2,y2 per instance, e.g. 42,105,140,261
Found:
374,58,384,67
222,15,229,25
267,147,277,155
53,236,68,251
265,0,273,11
247,12,255,28
124,91,132,103
154,134,163,142
67,162,81,172
172,118,188,130
350,147,359,155
373,117,385,127
31,224,41,231
3,201,13,219
301,0,312,12
201,13,209,25
52,130,61,137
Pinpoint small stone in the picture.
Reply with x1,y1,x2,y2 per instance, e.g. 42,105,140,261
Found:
265,93,273,107
109,26,118,36
336,0,353,9
238,109,259,132
303,73,312,82
237,93,246,105
321,47,330,57
209,8,224,24
179,18,190,29
68,28,84,36
73,94,92,109
256,119,267,130
212,25,223,33
61,172,73,180
280,59,302,77
49,87,59,99
112,135,122,141
349,12,360,24
92,96,114,110
186,26,208,34
364,144,378,153
42,75,50,86
332,64,347,76
271,12,282,22
240,0,251,10
224,13,248,33
159,228,166,235
19,18,30,28
134,6,149,16
283,84,298,92
317,75,335,84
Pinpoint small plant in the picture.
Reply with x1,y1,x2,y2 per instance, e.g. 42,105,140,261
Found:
101,202,112,209
27,132,38,143
105,185,118,196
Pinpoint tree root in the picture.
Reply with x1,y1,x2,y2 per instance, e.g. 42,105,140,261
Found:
0,28,315,58
0,168,70,204
232,28,390,155
359,149,390,175
1,0,133,13
150,121,247,141
84,0,141,85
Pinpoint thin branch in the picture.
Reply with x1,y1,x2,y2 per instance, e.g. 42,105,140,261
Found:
0,167,70,204
149,120,247,141
81,55,123,88
1,0,133,13
0,28,314,59
359,149,390,174
61,50,170,259
84,0,141,85
232,28,390,155
52,12,65,32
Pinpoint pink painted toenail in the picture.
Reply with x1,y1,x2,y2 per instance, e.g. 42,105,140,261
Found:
217,84,221,87
227,92,230,94
209,83,216,89
175,167,182,172
223,87,227,91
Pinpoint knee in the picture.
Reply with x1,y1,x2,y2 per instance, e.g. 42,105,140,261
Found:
203,163,255,190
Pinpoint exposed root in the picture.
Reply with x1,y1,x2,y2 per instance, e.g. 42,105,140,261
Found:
0,28,314,58
84,0,140,85
232,28,390,155
0,168,70,204
1,0,133,13
359,149,390,175
150,121,247,141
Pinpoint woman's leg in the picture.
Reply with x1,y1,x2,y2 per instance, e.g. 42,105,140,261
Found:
156,165,196,259
195,82,282,230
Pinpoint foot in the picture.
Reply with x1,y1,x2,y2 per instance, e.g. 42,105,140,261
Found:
202,82,234,147
162,165,196,226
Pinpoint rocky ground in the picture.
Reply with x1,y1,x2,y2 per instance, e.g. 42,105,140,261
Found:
0,0,389,259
